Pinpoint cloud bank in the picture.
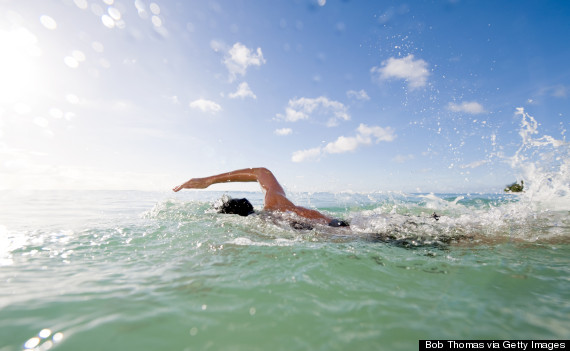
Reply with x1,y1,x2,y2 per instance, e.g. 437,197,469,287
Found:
371,54,430,89
292,123,396,162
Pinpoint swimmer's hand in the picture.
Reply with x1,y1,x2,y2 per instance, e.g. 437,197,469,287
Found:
173,178,211,192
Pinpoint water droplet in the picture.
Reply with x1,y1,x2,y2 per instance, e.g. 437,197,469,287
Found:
52,332,63,343
134,0,145,12
24,337,40,349
73,0,88,10
34,117,49,128
90,3,104,17
91,41,104,53
40,15,57,30
108,7,121,20
151,16,162,27
101,14,115,29
72,50,85,62
65,94,80,104
39,329,52,338
149,3,160,15
64,56,78,68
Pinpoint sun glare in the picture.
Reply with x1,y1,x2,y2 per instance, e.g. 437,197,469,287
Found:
0,27,42,105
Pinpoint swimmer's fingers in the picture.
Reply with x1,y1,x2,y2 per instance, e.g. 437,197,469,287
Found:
173,178,209,192
173,179,192,192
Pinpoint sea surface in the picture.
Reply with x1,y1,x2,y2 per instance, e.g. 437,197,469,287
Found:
1,188,569,351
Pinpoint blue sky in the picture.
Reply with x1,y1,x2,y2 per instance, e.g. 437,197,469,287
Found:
0,0,568,193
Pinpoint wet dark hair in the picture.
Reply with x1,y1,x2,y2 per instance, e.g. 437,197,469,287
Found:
329,219,349,227
216,196,254,217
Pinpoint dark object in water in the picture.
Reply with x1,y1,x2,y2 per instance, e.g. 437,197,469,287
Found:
504,180,524,193
431,212,440,221
216,197,255,216
329,219,350,227
290,218,349,231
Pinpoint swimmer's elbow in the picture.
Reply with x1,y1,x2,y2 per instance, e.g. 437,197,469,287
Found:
252,167,273,178
252,167,271,173
252,167,284,194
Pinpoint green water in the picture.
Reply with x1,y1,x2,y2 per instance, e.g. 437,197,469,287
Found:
1,191,569,350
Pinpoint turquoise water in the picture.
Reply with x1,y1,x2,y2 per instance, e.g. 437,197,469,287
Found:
1,190,569,351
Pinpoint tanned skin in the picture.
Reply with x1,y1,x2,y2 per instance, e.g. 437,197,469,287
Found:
173,167,333,224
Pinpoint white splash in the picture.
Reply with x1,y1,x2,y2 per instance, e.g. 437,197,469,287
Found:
510,108,569,211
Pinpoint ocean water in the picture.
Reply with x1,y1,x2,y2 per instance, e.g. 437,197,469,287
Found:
1,111,569,350
1,186,569,351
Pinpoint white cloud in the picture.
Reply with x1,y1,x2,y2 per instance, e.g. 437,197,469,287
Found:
164,95,180,104
325,124,396,153
459,160,488,169
292,147,322,163
274,128,292,136
210,39,226,53
346,89,370,101
371,54,430,89
291,123,396,162
229,82,257,99
447,101,486,114
357,124,396,142
189,99,222,114
223,42,266,82
277,96,350,127
537,84,567,99
284,107,308,122
392,154,415,163
324,135,360,154
551,85,567,98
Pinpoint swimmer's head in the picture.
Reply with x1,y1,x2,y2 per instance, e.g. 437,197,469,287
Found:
215,196,254,217
328,219,349,227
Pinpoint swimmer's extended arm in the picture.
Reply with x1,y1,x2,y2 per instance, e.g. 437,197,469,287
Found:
172,167,285,195
173,168,336,225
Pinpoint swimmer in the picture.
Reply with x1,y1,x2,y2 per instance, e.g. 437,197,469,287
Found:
173,167,349,227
